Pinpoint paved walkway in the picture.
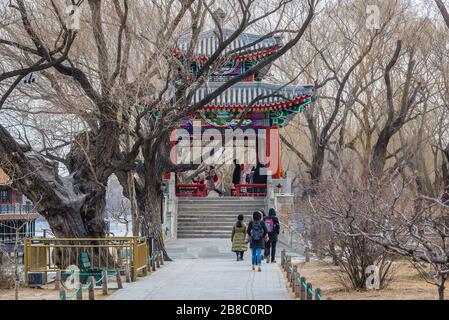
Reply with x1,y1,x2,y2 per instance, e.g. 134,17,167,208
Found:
108,239,292,300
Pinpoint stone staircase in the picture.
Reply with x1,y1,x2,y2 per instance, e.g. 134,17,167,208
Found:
176,197,266,238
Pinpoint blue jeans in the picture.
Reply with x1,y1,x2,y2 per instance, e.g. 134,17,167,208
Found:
251,247,262,265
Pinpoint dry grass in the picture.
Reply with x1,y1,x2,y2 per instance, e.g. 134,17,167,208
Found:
288,259,447,300
0,282,118,300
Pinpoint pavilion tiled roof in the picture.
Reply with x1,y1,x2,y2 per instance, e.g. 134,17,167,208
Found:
176,28,283,57
148,82,314,108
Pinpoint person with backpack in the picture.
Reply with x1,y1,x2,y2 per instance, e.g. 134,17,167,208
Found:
258,208,267,258
264,208,280,263
231,214,247,261
246,211,268,272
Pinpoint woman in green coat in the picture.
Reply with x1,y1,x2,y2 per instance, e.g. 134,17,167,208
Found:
231,214,248,261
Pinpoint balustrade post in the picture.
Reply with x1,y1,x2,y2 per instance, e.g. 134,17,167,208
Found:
131,237,137,282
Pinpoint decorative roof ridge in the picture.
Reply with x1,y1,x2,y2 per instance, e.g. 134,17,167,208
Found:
176,27,283,57
168,43,282,62
178,27,282,44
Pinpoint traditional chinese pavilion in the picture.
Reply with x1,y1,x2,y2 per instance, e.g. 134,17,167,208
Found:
0,169,38,243
139,25,314,179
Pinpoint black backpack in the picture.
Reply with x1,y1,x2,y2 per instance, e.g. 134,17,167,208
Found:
251,221,263,241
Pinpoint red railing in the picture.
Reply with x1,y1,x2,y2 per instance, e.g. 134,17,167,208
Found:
175,184,207,197
234,184,267,197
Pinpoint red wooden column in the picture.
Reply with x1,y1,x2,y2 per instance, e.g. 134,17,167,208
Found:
267,126,281,179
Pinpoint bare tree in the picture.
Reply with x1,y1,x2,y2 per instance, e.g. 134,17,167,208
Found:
0,0,318,259
309,174,449,300
304,175,397,290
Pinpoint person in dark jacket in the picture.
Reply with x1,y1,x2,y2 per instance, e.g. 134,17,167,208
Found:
232,159,241,186
252,163,262,183
252,163,267,194
247,211,268,272
231,214,248,261
263,208,280,263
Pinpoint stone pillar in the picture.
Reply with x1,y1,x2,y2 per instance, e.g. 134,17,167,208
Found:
169,172,178,240
265,170,275,212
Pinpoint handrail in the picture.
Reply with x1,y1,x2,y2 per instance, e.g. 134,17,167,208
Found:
235,184,267,196
281,250,327,300
24,236,150,283
28,237,147,241
175,184,207,197
278,221,308,252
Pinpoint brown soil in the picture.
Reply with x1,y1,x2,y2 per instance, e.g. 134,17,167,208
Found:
0,282,118,300
284,259,447,300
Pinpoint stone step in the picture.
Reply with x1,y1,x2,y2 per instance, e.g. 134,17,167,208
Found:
177,223,237,228
177,197,264,201
177,229,232,234
178,204,264,209
177,219,244,223
178,202,264,205
178,213,254,217
178,206,262,211
178,202,265,209
178,216,252,220
176,197,265,238
178,209,261,213
178,216,251,221
177,234,231,239
177,230,232,234
177,229,234,233
178,204,264,208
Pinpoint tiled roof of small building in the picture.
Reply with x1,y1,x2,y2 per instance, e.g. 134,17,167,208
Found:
176,28,283,57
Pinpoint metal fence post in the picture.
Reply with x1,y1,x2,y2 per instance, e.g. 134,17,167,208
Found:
55,269,61,290
124,262,131,283
315,288,322,300
306,282,313,300
305,247,310,263
76,281,83,300
116,267,123,289
291,265,298,288
300,276,306,300
88,276,95,300
294,274,300,298
102,270,109,295
24,238,29,285
59,286,66,300
156,252,161,268
131,237,137,281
